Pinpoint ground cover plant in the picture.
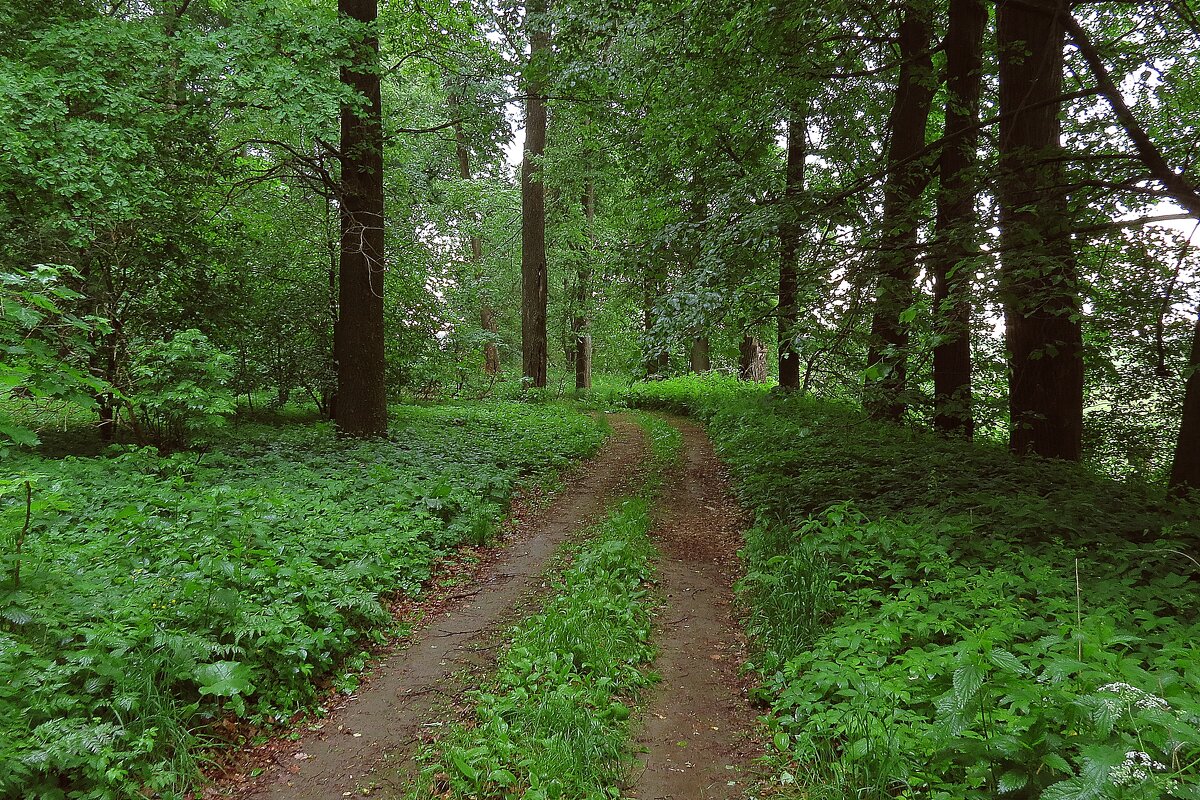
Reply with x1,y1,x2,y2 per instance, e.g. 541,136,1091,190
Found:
628,375,1200,799
0,402,605,799
405,414,681,800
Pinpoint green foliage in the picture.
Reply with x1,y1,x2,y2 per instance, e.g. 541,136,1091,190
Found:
129,330,236,446
408,496,659,800
0,264,110,450
629,375,1200,799
0,402,605,798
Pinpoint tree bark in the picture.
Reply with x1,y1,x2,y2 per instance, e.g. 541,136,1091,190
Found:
1170,309,1200,497
998,0,1082,460
689,337,711,372
521,0,550,388
864,2,936,421
336,0,387,437
450,92,500,375
931,0,986,438
779,108,806,390
739,334,767,383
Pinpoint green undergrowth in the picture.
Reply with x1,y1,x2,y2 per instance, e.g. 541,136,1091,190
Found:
0,402,605,799
627,375,1200,800
403,413,681,800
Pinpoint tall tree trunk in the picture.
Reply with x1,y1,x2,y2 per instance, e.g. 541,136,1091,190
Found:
998,0,1082,460
521,0,550,388
739,334,767,383
864,2,936,421
931,0,986,438
689,337,711,372
1169,309,1200,497
450,92,500,375
575,180,594,391
336,0,387,437
779,107,806,390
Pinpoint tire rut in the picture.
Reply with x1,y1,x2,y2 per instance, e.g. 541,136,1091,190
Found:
627,416,760,800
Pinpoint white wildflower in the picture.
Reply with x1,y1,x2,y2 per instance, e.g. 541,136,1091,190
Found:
1110,750,1167,787
1098,682,1170,711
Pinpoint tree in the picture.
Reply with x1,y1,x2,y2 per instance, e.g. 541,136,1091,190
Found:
1053,8,1200,487
863,0,936,421
521,0,550,388
778,108,806,390
336,0,388,436
930,0,986,438
997,0,1082,459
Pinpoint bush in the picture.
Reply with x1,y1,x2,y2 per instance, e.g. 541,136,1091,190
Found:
129,330,236,446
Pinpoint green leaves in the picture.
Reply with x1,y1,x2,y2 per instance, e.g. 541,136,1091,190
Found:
0,264,113,451
194,661,255,698
633,376,1200,799
0,401,605,797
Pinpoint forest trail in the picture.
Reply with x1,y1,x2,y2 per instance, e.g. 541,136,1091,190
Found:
227,415,647,800
627,417,761,800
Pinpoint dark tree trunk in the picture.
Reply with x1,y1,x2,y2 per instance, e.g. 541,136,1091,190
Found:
575,181,594,391
450,92,500,376
998,0,1082,460
739,335,767,383
521,0,550,388
336,0,387,437
98,401,115,443
931,0,986,438
1170,310,1200,497
864,2,936,421
779,108,806,390
689,337,711,372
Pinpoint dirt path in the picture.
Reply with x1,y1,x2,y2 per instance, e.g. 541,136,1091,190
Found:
230,415,647,800
627,416,760,800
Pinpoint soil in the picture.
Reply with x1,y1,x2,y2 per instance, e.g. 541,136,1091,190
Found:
216,414,648,800
625,416,762,800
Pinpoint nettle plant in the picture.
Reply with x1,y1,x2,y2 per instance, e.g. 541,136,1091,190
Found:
129,329,236,446
750,508,1200,800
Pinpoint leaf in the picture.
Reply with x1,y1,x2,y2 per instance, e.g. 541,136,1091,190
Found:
773,731,790,752
952,663,983,709
987,648,1028,675
450,748,478,782
0,421,40,448
997,770,1028,793
195,661,255,697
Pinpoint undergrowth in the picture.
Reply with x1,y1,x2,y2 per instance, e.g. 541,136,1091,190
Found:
628,375,1200,800
403,412,681,800
0,402,605,799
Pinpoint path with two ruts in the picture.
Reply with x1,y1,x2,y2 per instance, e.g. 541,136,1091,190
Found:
217,414,758,800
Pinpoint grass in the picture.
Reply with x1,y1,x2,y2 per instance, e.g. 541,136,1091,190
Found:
628,374,1200,800
402,412,682,800
0,402,606,799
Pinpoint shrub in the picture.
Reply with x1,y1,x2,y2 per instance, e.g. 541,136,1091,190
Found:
129,330,236,446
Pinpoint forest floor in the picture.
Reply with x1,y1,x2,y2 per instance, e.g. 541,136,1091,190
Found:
204,412,759,800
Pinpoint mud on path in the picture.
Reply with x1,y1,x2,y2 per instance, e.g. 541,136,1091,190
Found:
221,415,647,800
627,416,761,800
